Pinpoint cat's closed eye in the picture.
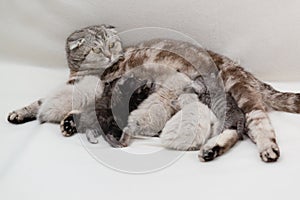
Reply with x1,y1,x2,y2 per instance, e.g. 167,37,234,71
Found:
92,48,102,54
109,43,115,49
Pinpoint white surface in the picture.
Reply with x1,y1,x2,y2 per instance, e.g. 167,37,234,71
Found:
0,0,300,80
1,64,300,200
1,1,300,199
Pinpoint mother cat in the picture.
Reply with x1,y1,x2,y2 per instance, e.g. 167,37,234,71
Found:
8,25,300,162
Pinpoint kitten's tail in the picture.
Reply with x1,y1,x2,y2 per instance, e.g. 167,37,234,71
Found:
261,83,300,113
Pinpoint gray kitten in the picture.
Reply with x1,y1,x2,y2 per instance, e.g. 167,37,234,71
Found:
160,93,221,153
183,74,246,161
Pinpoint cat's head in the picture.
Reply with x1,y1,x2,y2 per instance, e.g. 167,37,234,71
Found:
66,25,124,74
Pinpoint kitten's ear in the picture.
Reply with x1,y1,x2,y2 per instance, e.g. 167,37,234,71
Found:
68,38,85,51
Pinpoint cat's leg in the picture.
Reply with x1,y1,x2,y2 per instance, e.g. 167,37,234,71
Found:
231,85,280,162
37,86,73,123
60,76,104,136
220,67,280,162
245,110,280,162
63,107,126,147
198,129,240,162
8,99,44,124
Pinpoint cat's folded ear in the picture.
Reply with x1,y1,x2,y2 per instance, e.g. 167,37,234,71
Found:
101,24,117,33
103,24,116,29
68,38,85,51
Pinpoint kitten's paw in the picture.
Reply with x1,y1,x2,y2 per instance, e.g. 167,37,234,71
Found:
259,142,280,162
198,146,220,162
104,134,127,148
86,131,99,144
60,112,80,137
7,111,36,124
118,132,131,147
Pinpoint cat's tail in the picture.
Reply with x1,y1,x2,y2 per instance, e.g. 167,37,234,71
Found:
261,83,300,113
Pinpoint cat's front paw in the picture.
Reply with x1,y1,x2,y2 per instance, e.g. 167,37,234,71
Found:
198,145,220,162
259,141,280,162
60,111,81,137
7,110,36,124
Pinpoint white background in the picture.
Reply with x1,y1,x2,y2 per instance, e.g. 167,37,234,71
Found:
0,1,300,200
1,0,300,80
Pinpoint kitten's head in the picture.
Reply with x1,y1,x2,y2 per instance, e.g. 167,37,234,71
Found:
183,75,206,95
66,24,124,74
117,76,155,97
172,93,199,110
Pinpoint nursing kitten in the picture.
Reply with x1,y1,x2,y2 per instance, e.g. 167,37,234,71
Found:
102,38,300,162
7,25,124,137
160,93,220,152
119,72,192,146
187,74,246,137
81,76,156,146
164,75,246,161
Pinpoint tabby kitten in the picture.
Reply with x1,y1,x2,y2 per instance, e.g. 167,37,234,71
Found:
101,38,300,162
187,74,246,138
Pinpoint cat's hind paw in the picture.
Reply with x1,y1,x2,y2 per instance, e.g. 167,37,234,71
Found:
60,111,81,137
259,141,280,162
198,146,220,162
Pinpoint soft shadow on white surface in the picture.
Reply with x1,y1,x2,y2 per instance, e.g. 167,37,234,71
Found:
0,64,300,200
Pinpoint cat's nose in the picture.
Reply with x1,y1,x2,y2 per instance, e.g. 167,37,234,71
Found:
103,50,112,58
